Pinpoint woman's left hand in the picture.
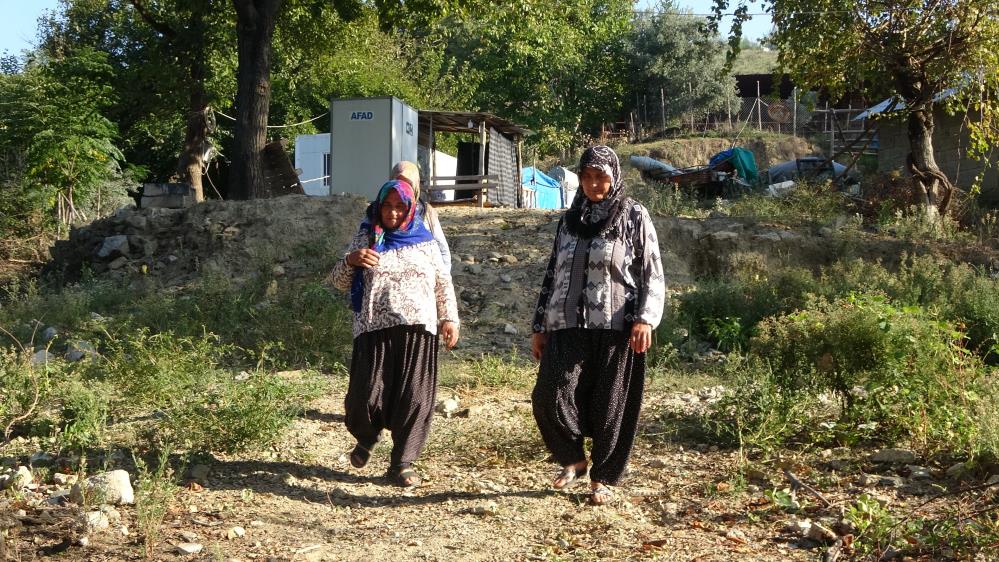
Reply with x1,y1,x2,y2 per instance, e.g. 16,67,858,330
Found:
630,322,652,354
440,321,459,350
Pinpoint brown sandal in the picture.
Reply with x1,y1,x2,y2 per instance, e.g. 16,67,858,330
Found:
388,467,421,488
349,444,372,469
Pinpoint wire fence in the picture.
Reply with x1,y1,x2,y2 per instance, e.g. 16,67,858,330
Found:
601,93,877,159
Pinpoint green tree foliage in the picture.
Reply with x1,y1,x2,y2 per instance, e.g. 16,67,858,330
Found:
627,2,737,128
0,48,124,234
443,0,633,153
713,0,999,214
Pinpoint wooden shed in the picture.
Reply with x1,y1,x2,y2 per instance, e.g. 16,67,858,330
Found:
418,110,532,207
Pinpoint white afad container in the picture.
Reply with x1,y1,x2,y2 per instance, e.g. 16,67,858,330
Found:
330,96,419,200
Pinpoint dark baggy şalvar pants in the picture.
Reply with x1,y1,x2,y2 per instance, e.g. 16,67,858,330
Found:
532,327,646,485
346,325,438,469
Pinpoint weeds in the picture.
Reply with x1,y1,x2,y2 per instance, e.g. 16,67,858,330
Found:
727,181,852,226
133,449,177,558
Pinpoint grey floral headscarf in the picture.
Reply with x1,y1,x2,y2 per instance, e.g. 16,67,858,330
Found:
566,145,627,238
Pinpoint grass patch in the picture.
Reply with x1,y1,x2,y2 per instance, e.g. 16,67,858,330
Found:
439,355,536,391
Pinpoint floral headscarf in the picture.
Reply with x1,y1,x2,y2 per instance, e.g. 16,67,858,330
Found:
565,145,627,239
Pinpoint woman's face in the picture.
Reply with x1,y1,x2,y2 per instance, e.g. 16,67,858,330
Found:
379,190,408,230
580,167,613,202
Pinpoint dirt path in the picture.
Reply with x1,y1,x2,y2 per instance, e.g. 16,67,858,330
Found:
75,380,816,562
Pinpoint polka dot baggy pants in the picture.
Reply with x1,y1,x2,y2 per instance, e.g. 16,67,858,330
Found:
532,327,646,485
346,325,438,470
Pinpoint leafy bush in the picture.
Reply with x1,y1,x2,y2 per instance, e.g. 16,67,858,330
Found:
706,357,819,450
0,348,51,442
726,294,992,454
676,266,818,349
726,182,852,226
160,370,327,453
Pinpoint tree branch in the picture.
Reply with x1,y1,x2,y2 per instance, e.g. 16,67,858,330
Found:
127,0,177,42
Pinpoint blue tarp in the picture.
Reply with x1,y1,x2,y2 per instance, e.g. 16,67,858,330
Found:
521,167,563,209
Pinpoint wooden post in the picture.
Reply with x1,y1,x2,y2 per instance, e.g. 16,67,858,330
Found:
660,87,667,133
688,83,694,131
792,87,798,137
429,113,436,200
756,81,762,131
478,120,486,208
515,136,524,208
828,104,835,157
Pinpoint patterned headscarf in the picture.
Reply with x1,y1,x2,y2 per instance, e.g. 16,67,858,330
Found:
350,180,434,312
565,145,627,239
365,179,425,249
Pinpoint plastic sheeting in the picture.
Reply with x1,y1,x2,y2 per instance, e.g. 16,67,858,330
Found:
548,166,579,208
708,147,759,183
521,167,563,209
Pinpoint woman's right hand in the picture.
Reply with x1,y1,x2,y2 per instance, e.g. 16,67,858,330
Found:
347,248,379,268
531,332,548,361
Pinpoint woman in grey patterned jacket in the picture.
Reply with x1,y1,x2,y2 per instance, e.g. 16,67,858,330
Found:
530,145,666,505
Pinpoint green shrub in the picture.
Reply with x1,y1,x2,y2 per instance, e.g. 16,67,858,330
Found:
727,182,852,226
706,357,819,450
55,379,113,450
677,266,818,349
745,294,989,453
0,349,53,442
160,370,327,453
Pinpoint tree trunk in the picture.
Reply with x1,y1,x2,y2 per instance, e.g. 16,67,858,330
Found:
229,0,282,200
906,104,953,215
177,4,209,202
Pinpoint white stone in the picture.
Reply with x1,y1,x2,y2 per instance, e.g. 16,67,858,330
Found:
806,522,837,543
503,323,519,335
70,470,134,505
710,230,739,241
436,397,460,416
96,235,130,259
4,466,32,490
80,511,110,533
786,518,812,536
64,340,97,362
41,327,58,343
228,526,246,539
176,542,204,555
470,501,499,516
870,448,917,464
187,464,210,485
179,530,199,542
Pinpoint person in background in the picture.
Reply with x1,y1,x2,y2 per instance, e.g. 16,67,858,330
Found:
529,145,666,505
391,161,451,271
326,179,460,487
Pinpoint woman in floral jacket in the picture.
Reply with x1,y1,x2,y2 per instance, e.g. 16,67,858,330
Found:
327,179,459,487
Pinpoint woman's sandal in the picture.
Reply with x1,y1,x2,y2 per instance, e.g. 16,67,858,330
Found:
552,464,588,489
388,467,421,488
349,444,372,469
589,483,614,505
